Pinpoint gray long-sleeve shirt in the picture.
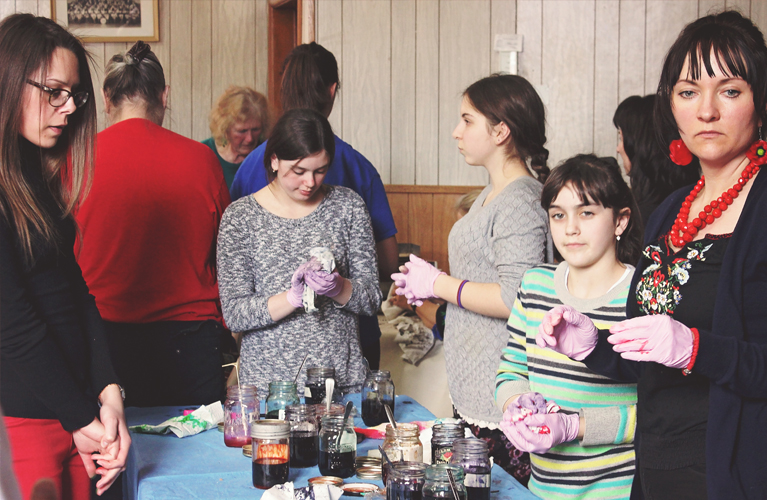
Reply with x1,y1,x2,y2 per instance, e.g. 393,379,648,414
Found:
217,186,381,393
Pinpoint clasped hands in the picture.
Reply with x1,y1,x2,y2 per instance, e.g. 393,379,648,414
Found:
390,254,445,307
72,384,131,495
536,305,694,369
500,392,579,454
287,257,344,308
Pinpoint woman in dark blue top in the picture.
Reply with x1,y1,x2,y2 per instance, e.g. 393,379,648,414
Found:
535,11,767,499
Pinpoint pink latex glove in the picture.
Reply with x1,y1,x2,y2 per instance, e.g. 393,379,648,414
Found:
286,258,322,308
608,315,693,369
390,254,446,307
503,392,547,423
500,412,580,454
536,305,598,361
304,270,344,297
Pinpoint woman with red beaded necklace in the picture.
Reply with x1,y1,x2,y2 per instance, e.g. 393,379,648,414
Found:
535,11,767,499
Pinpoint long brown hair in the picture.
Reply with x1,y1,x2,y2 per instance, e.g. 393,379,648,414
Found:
463,74,550,182
0,14,96,264
280,42,339,118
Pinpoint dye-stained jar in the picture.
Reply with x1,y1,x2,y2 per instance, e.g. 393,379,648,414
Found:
223,385,258,448
385,461,427,500
251,420,290,490
361,370,395,426
430,422,464,464
318,414,357,478
423,464,467,500
382,423,423,465
266,381,300,419
449,439,491,500
285,404,318,468
304,367,337,404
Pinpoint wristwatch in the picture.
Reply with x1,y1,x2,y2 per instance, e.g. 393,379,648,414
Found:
98,383,126,407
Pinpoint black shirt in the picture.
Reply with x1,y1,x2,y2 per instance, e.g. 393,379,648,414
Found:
0,138,118,431
630,232,730,469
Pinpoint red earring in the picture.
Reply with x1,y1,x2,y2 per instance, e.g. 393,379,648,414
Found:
669,139,693,166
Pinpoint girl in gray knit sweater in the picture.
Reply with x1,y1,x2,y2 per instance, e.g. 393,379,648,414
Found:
392,74,553,483
217,109,381,394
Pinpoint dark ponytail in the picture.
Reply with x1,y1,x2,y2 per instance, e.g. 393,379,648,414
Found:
463,74,550,183
281,42,339,118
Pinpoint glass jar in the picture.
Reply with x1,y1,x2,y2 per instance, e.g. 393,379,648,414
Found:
423,464,467,500
304,367,336,404
285,404,318,468
250,420,290,490
266,381,300,419
361,370,395,426
385,461,427,500
223,385,258,447
382,423,423,466
318,414,356,478
431,423,464,464
313,403,345,432
449,439,491,500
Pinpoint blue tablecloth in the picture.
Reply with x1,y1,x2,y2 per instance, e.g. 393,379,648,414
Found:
124,394,538,499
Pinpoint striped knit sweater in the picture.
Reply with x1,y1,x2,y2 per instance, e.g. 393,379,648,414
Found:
496,263,637,500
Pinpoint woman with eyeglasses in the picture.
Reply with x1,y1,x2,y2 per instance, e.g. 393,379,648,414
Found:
75,41,231,408
0,14,129,498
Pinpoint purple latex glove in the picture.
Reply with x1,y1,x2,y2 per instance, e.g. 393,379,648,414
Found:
390,254,446,307
536,305,598,361
500,412,579,454
503,392,547,423
304,270,344,298
286,258,322,308
608,315,693,369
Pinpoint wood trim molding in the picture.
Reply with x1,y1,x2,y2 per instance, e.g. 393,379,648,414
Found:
384,184,485,194
300,0,315,43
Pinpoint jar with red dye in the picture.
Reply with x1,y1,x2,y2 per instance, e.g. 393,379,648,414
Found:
251,420,291,489
224,385,258,447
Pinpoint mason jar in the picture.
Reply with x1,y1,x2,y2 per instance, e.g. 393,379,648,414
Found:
382,423,423,465
449,439,491,500
386,461,428,500
285,404,318,468
361,370,395,427
251,420,290,490
431,422,464,464
423,464,467,500
318,414,356,478
266,381,300,419
304,366,337,404
223,385,258,448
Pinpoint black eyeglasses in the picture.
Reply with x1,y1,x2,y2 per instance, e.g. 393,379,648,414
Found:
26,80,89,109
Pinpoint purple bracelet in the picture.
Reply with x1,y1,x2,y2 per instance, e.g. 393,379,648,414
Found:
457,280,469,309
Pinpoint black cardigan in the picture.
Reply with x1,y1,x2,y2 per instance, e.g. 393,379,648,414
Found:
0,139,118,431
585,168,767,498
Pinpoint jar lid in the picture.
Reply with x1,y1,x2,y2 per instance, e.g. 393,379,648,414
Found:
308,476,344,487
217,422,224,433
250,419,290,439
355,465,382,479
307,366,335,378
342,483,380,496
242,444,252,457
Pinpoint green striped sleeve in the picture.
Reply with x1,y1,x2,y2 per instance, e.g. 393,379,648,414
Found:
495,284,531,410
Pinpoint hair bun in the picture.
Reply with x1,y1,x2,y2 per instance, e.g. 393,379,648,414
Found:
126,40,151,65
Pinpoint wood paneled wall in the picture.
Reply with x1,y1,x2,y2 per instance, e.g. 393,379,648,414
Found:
385,185,484,275
316,0,767,185
1,0,269,139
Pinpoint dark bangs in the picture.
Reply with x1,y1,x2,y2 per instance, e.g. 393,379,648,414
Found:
541,155,626,212
656,11,767,148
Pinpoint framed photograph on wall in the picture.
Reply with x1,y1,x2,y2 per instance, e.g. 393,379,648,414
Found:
51,0,159,42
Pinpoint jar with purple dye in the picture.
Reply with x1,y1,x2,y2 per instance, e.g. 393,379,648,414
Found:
386,461,427,500
448,439,491,500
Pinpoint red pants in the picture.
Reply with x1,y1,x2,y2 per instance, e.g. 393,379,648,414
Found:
4,417,90,500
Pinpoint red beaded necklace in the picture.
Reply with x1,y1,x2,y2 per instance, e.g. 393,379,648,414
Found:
669,140,767,248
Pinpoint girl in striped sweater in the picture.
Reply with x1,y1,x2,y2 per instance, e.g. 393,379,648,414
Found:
495,154,643,499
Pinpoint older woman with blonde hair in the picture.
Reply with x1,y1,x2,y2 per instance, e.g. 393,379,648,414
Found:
203,86,271,190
